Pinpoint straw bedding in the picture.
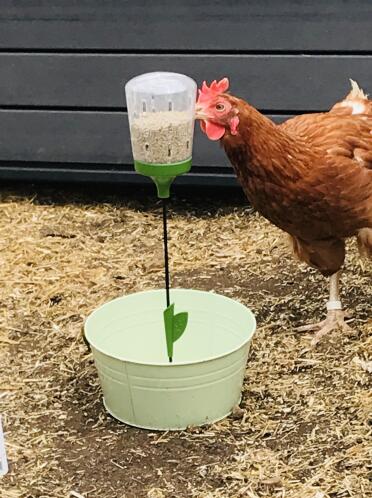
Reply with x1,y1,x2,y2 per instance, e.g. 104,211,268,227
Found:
0,183,370,498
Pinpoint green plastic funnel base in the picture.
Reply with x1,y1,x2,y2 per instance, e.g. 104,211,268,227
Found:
84,289,256,430
134,159,192,198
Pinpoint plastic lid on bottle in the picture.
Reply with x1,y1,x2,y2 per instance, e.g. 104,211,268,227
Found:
125,72,197,116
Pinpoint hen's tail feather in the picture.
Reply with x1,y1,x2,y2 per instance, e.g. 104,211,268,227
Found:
348,79,369,100
357,228,372,258
330,80,371,116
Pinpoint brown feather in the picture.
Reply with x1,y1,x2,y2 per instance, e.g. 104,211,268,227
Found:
220,85,372,275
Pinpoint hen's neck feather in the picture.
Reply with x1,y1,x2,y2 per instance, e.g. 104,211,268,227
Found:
221,100,315,184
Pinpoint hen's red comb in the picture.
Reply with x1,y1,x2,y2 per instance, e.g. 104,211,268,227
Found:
197,78,230,103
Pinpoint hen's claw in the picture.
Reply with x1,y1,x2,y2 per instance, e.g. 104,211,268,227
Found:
296,310,353,346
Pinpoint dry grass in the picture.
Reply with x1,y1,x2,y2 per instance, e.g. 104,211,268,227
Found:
0,183,371,498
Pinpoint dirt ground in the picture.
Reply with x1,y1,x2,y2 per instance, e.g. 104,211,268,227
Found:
0,183,371,498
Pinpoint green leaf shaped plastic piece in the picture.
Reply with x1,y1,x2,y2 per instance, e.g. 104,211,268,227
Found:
173,312,188,342
164,304,175,360
163,304,189,362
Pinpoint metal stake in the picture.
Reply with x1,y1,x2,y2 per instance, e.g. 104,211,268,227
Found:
162,198,171,309
162,198,172,362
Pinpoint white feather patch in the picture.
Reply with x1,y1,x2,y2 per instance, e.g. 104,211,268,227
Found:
341,101,366,115
350,102,366,114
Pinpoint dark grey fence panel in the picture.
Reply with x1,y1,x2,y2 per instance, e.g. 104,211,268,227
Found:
0,110,291,165
0,1,371,186
1,54,371,111
0,1,371,51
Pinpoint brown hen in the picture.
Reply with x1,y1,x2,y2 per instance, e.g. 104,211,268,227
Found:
195,79,372,345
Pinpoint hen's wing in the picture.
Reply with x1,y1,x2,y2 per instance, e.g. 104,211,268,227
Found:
280,80,372,170
280,81,372,251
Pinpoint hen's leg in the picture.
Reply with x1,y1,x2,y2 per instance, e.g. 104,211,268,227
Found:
297,272,352,346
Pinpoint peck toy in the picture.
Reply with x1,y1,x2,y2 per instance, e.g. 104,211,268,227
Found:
125,71,197,362
84,72,256,430
125,71,195,199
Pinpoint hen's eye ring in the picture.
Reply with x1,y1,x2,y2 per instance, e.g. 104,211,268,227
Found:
216,103,225,111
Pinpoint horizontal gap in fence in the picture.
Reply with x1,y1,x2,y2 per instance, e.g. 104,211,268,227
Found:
0,49,371,56
0,105,323,115
0,105,125,113
0,163,239,187
0,161,233,175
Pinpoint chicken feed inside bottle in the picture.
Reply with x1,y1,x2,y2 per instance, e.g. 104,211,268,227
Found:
125,72,197,166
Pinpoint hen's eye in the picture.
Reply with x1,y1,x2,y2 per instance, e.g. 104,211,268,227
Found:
216,103,225,111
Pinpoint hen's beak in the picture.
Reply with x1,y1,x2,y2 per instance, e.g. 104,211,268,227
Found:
195,105,209,120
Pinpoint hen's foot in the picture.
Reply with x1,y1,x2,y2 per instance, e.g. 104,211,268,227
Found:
296,310,353,346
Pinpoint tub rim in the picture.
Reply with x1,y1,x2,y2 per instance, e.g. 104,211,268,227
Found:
84,288,256,367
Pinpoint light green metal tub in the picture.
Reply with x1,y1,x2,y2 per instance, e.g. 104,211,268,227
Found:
84,289,256,430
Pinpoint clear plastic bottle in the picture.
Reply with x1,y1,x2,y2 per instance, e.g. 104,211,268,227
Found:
125,72,197,166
